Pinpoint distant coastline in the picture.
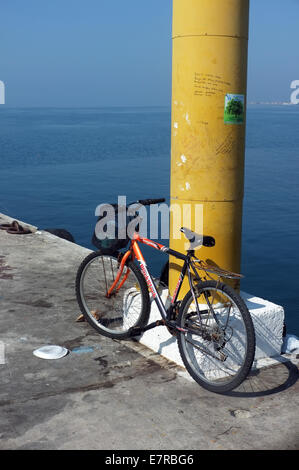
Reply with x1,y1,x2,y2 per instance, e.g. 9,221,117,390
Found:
248,101,297,106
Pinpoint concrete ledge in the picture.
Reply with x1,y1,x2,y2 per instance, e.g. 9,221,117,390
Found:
138,288,285,371
1,212,299,450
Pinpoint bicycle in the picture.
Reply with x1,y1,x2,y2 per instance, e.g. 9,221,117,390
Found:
76,198,256,394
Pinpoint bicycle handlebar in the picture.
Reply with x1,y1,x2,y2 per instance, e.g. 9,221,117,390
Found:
137,198,166,206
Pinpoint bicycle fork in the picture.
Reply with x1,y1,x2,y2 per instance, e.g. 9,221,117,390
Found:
105,251,131,298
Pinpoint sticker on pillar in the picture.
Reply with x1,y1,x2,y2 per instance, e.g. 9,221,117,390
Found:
224,94,245,124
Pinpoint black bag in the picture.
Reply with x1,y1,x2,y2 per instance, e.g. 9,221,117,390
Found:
92,203,131,255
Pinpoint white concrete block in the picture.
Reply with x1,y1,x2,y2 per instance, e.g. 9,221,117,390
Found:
138,289,285,371
241,292,284,360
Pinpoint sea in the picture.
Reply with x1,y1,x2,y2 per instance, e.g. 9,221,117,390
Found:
0,105,298,335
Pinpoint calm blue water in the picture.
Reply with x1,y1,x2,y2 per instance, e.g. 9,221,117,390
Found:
0,106,298,335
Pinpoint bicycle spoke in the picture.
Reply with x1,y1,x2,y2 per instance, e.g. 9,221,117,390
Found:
77,254,149,337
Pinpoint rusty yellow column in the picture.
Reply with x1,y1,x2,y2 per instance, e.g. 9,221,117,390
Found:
169,0,250,297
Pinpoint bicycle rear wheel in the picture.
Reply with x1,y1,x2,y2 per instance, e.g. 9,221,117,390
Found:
76,251,150,339
177,280,255,394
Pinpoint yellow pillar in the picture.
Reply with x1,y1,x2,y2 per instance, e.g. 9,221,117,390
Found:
169,0,250,296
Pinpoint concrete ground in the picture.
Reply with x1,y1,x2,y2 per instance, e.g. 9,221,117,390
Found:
0,213,298,450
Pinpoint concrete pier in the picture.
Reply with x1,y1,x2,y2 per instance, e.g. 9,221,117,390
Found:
0,213,298,450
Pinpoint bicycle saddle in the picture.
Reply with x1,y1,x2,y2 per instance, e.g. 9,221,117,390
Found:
180,227,215,248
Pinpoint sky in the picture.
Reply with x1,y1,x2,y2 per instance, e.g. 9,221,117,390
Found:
0,0,298,107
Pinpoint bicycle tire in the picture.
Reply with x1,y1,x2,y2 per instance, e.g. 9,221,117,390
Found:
76,251,150,339
177,280,255,394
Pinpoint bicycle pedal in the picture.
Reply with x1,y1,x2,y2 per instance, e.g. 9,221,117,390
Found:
128,327,143,337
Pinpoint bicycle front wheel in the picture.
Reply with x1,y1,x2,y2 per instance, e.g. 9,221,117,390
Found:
177,281,255,394
76,251,150,339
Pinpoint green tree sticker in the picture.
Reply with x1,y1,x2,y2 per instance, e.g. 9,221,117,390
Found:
224,94,245,124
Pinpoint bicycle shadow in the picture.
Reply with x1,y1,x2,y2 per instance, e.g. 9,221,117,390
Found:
224,357,299,397
157,342,299,398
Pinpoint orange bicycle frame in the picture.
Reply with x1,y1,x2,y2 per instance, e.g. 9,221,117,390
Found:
106,232,190,322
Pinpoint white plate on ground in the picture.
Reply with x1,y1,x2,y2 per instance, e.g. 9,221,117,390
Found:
33,345,68,360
